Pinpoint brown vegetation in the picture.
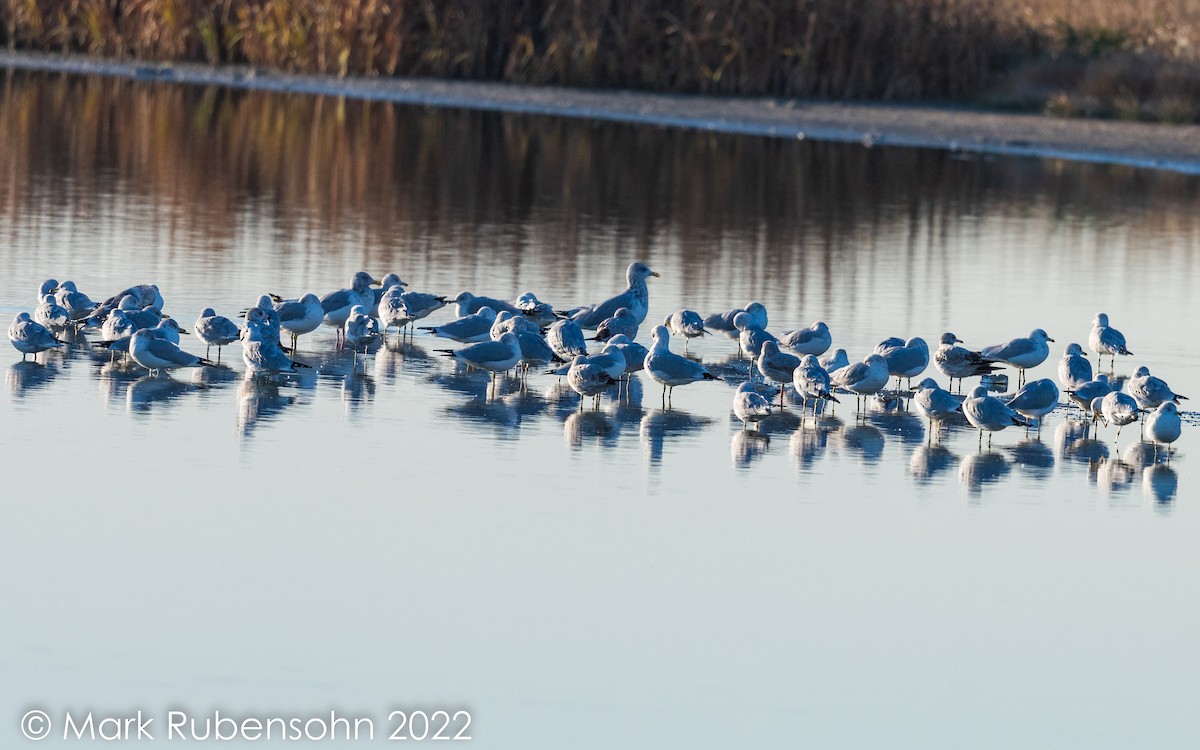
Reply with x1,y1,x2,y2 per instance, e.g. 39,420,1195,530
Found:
3,0,1200,121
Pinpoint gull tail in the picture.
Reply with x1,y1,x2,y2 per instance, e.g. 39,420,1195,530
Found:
702,372,720,381
434,349,457,359
1175,394,1189,402
819,390,840,403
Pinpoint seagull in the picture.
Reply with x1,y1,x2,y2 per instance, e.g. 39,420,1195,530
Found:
419,307,498,343
97,318,188,354
757,340,800,407
546,319,588,361
1058,343,1092,390
876,336,929,389
125,300,166,331
1145,402,1182,456
934,332,1001,392
321,272,381,345
819,348,849,375
512,329,559,372
490,310,540,339
664,310,707,351
1067,374,1114,414
779,321,831,356
563,262,660,329
33,293,71,332
99,309,136,347
54,281,99,320
9,312,63,361
435,331,522,390
981,329,1054,386
448,291,521,317
371,273,408,317
514,292,558,328
705,302,767,340
735,311,777,362
272,293,324,353
644,325,718,406
962,385,1027,447
344,305,381,371
566,356,619,408
830,353,889,411
733,381,772,430
1004,378,1060,432
592,307,639,342
378,286,447,339
36,278,58,300
1098,390,1140,438
1126,366,1187,410
911,378,963,441
242,310,309,374
1089,312,1132,370
129,328,209,375
194,308,240,361
604,334,649,376
792,354,839,414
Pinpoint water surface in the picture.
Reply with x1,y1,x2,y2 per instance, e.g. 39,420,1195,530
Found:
2,70,1200,748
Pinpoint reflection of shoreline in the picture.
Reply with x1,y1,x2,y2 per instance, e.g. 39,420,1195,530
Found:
5,50,1200,175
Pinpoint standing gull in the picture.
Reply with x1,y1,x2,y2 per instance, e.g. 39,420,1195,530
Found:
1098,391,1140,438
780,321,832,356
449,291,521,317
732,382,772,430
566,356,619,409
563,262,660,329
705,302,767,340
1067,374,1113,415
1058,343,1092,390
592,307,639,342
757,340,800,407
981,329,1054,387
962,385,1027,447
934,332,1000,392
735,311,777,363
9,313,63,361
547,319,588,361
664,310,707,352
129,328,209,375
643,325,719,406
830,353,889,412
194,308,240,361
273,293,324,353
34,294,71,332
54,281,99,320
912,378,963,441
320,272,381,346
877,336,929,389
419,307,498,343
1089,312,1132,370
435,331,522,391
1145,402,1182,456
1126,366,1187,410
792,355,839,415
1005,378,1060,433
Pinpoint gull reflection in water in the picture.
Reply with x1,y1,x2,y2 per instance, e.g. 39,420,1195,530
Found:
731,430,770,470
909,444,958,483
373,338,436,385
959,451,1011,495
1121,441,1158,470
833,423,885,464
869,410,926,446
640,409,712,468
790,417,841,472
1096,456,1137,496
7,360,61,398
1053,419,1091,459
1009,439,1055,478
564,410,616,451
237,375,298,439
126,373,196,413
1144,464,1179,505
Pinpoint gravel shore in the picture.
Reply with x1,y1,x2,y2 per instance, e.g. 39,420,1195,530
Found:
5,49,1200,174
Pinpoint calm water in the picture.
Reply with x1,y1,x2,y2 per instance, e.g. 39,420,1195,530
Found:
3,70,1200,748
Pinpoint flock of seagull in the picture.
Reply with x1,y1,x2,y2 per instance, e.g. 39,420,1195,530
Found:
7,262,1188,456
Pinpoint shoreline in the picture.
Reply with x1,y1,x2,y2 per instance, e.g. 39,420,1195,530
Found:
5,50,1200,175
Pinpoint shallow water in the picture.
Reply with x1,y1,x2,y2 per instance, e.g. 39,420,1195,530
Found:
3,70,1200,748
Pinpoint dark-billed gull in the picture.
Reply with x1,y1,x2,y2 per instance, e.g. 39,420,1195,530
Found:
563,262,660,329
981,329,1054,386
9,312,63,361
934,332,1001,392
732,381,772,430
1058,343,1092,390
962,385,1026,447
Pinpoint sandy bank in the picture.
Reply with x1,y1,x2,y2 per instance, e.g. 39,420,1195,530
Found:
5,50,1200,174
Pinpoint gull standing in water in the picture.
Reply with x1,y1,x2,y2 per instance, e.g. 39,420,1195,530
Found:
1089,312,1132,370
435,331,522,393
819,348,849,376
877,336,929,390
757,340,800,407
515,292,558,328
934,332,1000,392
320,272,381,347
194,308,240,361
547,319,588,361
735,311,777,366
792,355,839,416
1145,402,1182,457
830,353,889,412
34,293,72,332
981,329,1054,387
54,281,99,320
963,385,1027,447
604,334,649,376
1098,391,1140,439
1005,378,1060,434
779,321,832,356
1067,374,1113,415
1126,366,1187,410
273,293,324,353
644,325,719,406
732,382,772,430
129,328,209,375
664,310,707,352
379,286,447,339
592,307,639,342
1058,343,1092,390
563,262,660,329
371,273,407,317
9,313,63,361
912,378,962,441
419,307,498,343
566,356,618,409
344,305,382,372
242,309,309,374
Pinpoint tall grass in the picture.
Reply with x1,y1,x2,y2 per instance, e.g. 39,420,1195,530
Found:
3,0,1200,119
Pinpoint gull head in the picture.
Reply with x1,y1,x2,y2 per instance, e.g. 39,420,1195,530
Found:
651,325,670,344
915,377,940,390
906,336,928,351
1093,312,1109,327
628,262,661,282
1064,342,1085,356
380,273,407,290
352,271,381,290
1159,402,1179,415
733,312,754,332
968,385,988,398
38,279,59,296
939,332,962,346
760,340,781,358
1133,365,1150,377
119,295,139,312
1030,328,1054,343
477,306,498,321
813,321,829,333
200,307,217,318
449,291,474,304
301,293,321,305
14,312,32,323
